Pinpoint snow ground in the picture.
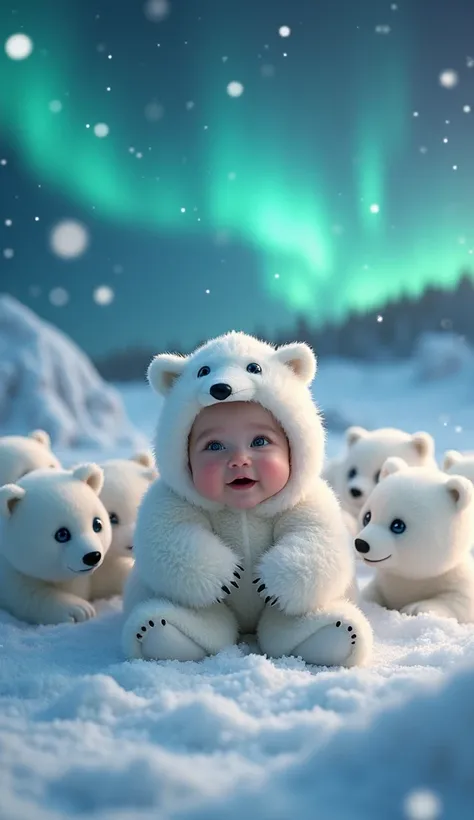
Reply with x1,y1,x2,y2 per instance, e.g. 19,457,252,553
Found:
2,354,474,820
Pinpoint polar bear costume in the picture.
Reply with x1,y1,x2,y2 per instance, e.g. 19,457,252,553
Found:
90,452,158,599
323,426,437,535
122,331,373,667
0,430,61,486
356,457,474,622
0,464,111,624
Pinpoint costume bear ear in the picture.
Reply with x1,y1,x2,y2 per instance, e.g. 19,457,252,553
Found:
411,431,435,459
130,451,154,468
274,342,316,385
0,484,26,518
380,456,408,480
445,475,473,510
29,429,51,449
443,450,463,471
72,463,104,495
346,426,367,447
147,353,187,396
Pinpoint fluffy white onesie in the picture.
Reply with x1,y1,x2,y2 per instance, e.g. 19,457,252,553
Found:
358,457,474,622
122,331,373,667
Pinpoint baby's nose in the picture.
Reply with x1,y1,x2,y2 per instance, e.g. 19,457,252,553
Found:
229,449,251,467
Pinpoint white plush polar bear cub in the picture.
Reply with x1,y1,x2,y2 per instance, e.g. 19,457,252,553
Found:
0,430,61,486
356,457,474,622
323,426,437,534
443,450,474,484
0,464,112,625
91,452,158,598
122,330,373,668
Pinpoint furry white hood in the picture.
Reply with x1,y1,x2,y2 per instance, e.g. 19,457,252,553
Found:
147,331,325,516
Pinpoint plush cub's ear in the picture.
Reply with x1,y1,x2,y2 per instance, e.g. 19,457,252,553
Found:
445,475,473,510
411,431,435,459
147,353,186,396
346,426,367,447
443,450,463,471
29,429,51,449
274,343,316,385
0,484,26,518
380,456,408,480
72,463,104,495
130,451,154,468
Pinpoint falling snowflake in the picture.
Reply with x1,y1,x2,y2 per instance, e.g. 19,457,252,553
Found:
463,104,471,112
375,25,391,34
4,33,33,60
145,101,164,121
439,69,458,88
49,287,69,307
403,788,442,820
49,100,62,113
370,203,380,213
93,123,109,137
144,0,170,22
3,248,14,259
279,26,291,37
227,81,244,97
50,220,89,259
93,286,114,306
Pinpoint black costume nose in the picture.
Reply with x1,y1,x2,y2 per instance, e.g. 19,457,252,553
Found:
350,487,363,498
82,551,102,567
354,538,370,554
209,383,232,401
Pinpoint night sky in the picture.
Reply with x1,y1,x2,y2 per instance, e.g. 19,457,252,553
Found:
1,0,474,357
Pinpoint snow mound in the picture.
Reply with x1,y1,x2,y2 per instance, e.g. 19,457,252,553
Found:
0,295,146,449
413,332,474,382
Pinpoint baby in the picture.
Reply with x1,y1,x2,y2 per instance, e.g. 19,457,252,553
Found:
122,331,373,667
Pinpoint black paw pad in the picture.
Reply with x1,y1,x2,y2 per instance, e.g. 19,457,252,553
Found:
230,580,239,589
222,585,231,595
257,583,266,594
336,621,341,627
237,564,244,572
252,577,260,585
233,571,241,580
136,633,143,639
148,620,155,627
141,626,147,632
347,626,353,632
161,618,166,626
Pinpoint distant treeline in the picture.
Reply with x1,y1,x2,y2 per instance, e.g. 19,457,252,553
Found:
94,271,474,382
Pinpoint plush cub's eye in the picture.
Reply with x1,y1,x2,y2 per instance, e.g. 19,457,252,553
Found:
55,527,71,543
197,365,210,378
374,470,381,483
348,467,357,479
247,362,262,374
92,517,103,533
390,518,406,535
109,512,119,525
362,510,371,527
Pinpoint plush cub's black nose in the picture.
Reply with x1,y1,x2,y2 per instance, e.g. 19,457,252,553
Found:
82,551,102,567
209,383,232,401
354,538,370,554
350,487,363,498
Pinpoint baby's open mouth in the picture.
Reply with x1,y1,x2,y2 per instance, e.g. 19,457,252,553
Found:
228,477,257,489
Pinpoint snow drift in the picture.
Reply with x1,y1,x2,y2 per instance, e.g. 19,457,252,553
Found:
0,295,146,449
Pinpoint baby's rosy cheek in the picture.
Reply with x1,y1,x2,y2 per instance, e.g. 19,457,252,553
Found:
195,460,222,491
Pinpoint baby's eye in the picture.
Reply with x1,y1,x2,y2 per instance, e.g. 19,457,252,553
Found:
390,518,406,535
362,510,371,527
251,436,269,447
348,467,357,479
374,470,381,483
205,440,224,451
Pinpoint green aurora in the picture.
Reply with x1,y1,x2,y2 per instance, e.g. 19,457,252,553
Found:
1,0,473,328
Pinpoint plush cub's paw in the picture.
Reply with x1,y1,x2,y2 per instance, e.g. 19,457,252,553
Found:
54,599,96,624
401,600,454,619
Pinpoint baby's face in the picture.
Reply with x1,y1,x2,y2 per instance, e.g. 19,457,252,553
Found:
188,402,290,509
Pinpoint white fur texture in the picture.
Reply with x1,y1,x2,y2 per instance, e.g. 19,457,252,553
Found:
323,426,437,528
123,331,372,667
443,450,474,485
358,458,474,623
0,466,111,624
0,430,61,486
91,453,158,598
